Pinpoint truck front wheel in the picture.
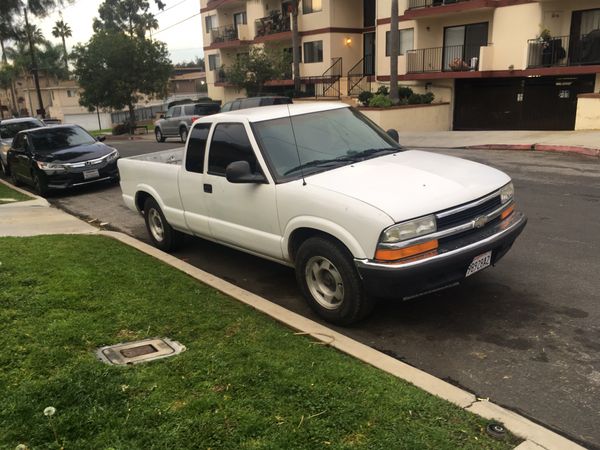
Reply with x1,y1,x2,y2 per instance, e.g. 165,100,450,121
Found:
295,237,374,325
143,197,182,252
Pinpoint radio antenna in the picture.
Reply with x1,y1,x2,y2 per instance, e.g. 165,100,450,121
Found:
286,103,306,186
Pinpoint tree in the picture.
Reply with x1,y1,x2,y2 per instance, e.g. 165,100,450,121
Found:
73,31,171,126
174,56,205,70
52,19,72,71
93,0,165,38
0,64,18,115
389,0,399,105
225,46,292,97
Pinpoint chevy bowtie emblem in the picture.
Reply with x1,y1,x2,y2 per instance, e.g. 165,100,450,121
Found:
473,216,488,229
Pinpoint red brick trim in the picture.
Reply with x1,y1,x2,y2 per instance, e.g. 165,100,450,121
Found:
253,31,293,43
201,0,239,13
358,102,450,111
300,27,367,37
264,79,294,86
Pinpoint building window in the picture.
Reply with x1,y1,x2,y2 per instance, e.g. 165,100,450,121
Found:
205,15,216,33
208,54,221,71
385,29,414,56
67,90,73,97
302,0,322,14
303,40,323,63
233,11,247,29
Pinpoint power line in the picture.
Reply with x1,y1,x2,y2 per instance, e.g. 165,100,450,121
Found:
153,12,200,35
156,0,191,16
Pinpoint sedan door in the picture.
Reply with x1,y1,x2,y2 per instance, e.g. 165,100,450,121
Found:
7,134,31,181
203,121,283,259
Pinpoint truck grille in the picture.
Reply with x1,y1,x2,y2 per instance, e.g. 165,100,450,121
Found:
436,195,502,231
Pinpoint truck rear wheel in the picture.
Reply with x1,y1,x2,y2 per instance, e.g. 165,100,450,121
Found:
155,128,165,143
295,237,374,325
143,197,182,252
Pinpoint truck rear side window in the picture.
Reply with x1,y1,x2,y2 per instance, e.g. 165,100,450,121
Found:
208,123,259,176
185,123,211,173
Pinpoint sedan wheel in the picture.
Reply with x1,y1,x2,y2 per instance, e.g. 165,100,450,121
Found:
32,172,47,196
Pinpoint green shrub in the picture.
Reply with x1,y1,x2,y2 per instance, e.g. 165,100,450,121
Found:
407,92,435,104
376,85,389,96
398,86,414,99
422,92,435,104
112,122,131,135
358,90,374,105
368,94,393,108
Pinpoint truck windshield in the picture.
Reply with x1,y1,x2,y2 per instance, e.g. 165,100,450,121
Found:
252,107,401,182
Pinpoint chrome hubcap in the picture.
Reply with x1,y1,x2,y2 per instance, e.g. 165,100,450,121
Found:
148,208,164,242
305,256,344,310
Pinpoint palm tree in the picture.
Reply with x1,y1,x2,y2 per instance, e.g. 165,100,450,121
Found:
52,19,71,71
390,0,399,104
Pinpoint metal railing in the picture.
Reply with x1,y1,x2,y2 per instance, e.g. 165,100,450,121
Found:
347,57,372,96
407,44,484,73
210,25,239,44
213,66,228,83
299,58,343,99
255,11,291,38
527,33,600,68
408,0,469,9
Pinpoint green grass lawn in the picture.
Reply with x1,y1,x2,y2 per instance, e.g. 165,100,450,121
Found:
0,235,520,449
0,182,32,204
89,128,113,137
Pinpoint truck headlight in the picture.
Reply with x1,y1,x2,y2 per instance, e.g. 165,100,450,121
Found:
36,161,66,172
381,214,437,244
500,182,514,204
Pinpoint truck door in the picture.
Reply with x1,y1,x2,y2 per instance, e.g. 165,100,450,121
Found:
203,121,283,259
179,122,212,237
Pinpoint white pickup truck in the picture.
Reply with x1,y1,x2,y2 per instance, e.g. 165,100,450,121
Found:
119,103,526,325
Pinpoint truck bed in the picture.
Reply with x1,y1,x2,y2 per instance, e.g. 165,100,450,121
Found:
126,148,185,165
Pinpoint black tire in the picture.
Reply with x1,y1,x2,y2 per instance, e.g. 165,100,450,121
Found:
179,127,188,143
32,171,48,196
295,236,374,326
155,128,166,143
143,197,182,252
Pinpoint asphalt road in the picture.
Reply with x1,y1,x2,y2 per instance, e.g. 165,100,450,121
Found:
25,138,600,448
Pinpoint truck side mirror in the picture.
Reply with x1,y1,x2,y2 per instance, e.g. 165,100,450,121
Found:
226,161,266,184
387,129,399,143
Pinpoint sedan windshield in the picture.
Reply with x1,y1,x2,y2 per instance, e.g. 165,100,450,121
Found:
0,120,44,139
252,107,401,182
29,127,96,153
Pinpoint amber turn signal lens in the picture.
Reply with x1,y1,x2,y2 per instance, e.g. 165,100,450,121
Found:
501,205,515,220
375,240,439,262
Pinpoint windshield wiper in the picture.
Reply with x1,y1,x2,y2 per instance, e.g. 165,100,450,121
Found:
284,156,356,176
345,147,400,161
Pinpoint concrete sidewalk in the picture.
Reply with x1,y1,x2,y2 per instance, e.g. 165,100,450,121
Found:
400,129,600,156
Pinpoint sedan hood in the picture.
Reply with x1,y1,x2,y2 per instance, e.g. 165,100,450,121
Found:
34,142,114,163
307,150,511,222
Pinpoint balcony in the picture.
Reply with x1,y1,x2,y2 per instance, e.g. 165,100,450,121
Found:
408,0,469,9
527,33,600,69
209,25,252,48
407,44,485,74
213,66,231,86
254,11,291,42
403,0,495,20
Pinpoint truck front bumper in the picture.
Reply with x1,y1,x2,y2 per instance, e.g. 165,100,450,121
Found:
354,211,527,299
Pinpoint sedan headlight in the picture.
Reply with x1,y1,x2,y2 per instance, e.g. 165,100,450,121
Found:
106,149,119,162
500,182,514,204
36,161,66,172
381,214,437,244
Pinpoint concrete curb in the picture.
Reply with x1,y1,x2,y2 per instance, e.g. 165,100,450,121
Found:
466,143,600,157
0,177,48,206
99,230,586,450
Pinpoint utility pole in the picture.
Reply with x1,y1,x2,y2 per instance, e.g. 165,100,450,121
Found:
24,6,45,118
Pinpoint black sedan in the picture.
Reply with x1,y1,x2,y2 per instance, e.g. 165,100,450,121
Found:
7,125,119,196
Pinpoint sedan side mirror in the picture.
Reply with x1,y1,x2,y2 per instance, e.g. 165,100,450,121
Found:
226,161,267,184
96,135,106,142
386,129,399,143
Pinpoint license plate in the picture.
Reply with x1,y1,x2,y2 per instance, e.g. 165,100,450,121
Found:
466,251,492,277
83,169,100,180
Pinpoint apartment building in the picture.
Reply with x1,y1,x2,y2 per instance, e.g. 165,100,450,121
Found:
201,0,600,130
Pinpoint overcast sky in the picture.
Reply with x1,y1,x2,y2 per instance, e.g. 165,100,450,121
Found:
34,0,204,64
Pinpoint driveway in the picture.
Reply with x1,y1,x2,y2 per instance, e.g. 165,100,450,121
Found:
25,140,600,448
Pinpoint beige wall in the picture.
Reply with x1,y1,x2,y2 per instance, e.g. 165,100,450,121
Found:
330,0,362,28
360,103,451,132
575,96,600,130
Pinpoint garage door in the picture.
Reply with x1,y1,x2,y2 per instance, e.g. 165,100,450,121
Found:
454,75,595,130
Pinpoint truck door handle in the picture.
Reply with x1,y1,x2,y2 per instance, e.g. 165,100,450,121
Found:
203,184,212,193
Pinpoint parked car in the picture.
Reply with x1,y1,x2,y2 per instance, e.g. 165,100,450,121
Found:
0,117,45,176
7,125,120,196
119,103,526,325
220,96,292,113
154,102,220,143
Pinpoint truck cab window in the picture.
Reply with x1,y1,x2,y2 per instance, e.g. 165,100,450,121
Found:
185,123,211,174
208,123,259,176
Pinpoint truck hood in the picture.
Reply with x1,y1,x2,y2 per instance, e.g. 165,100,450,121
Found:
306,150,511,223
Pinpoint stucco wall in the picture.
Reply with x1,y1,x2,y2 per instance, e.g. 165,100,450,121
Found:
575,95,600,130
360,103,451,132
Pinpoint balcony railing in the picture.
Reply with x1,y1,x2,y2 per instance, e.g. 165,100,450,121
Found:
255,11,291,38
213,66,228,84
210,25,239,44
407,44,484,73
408,0,469,9
527,33,600,68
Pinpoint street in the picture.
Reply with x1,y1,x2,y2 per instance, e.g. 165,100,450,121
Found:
24,140,600,448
